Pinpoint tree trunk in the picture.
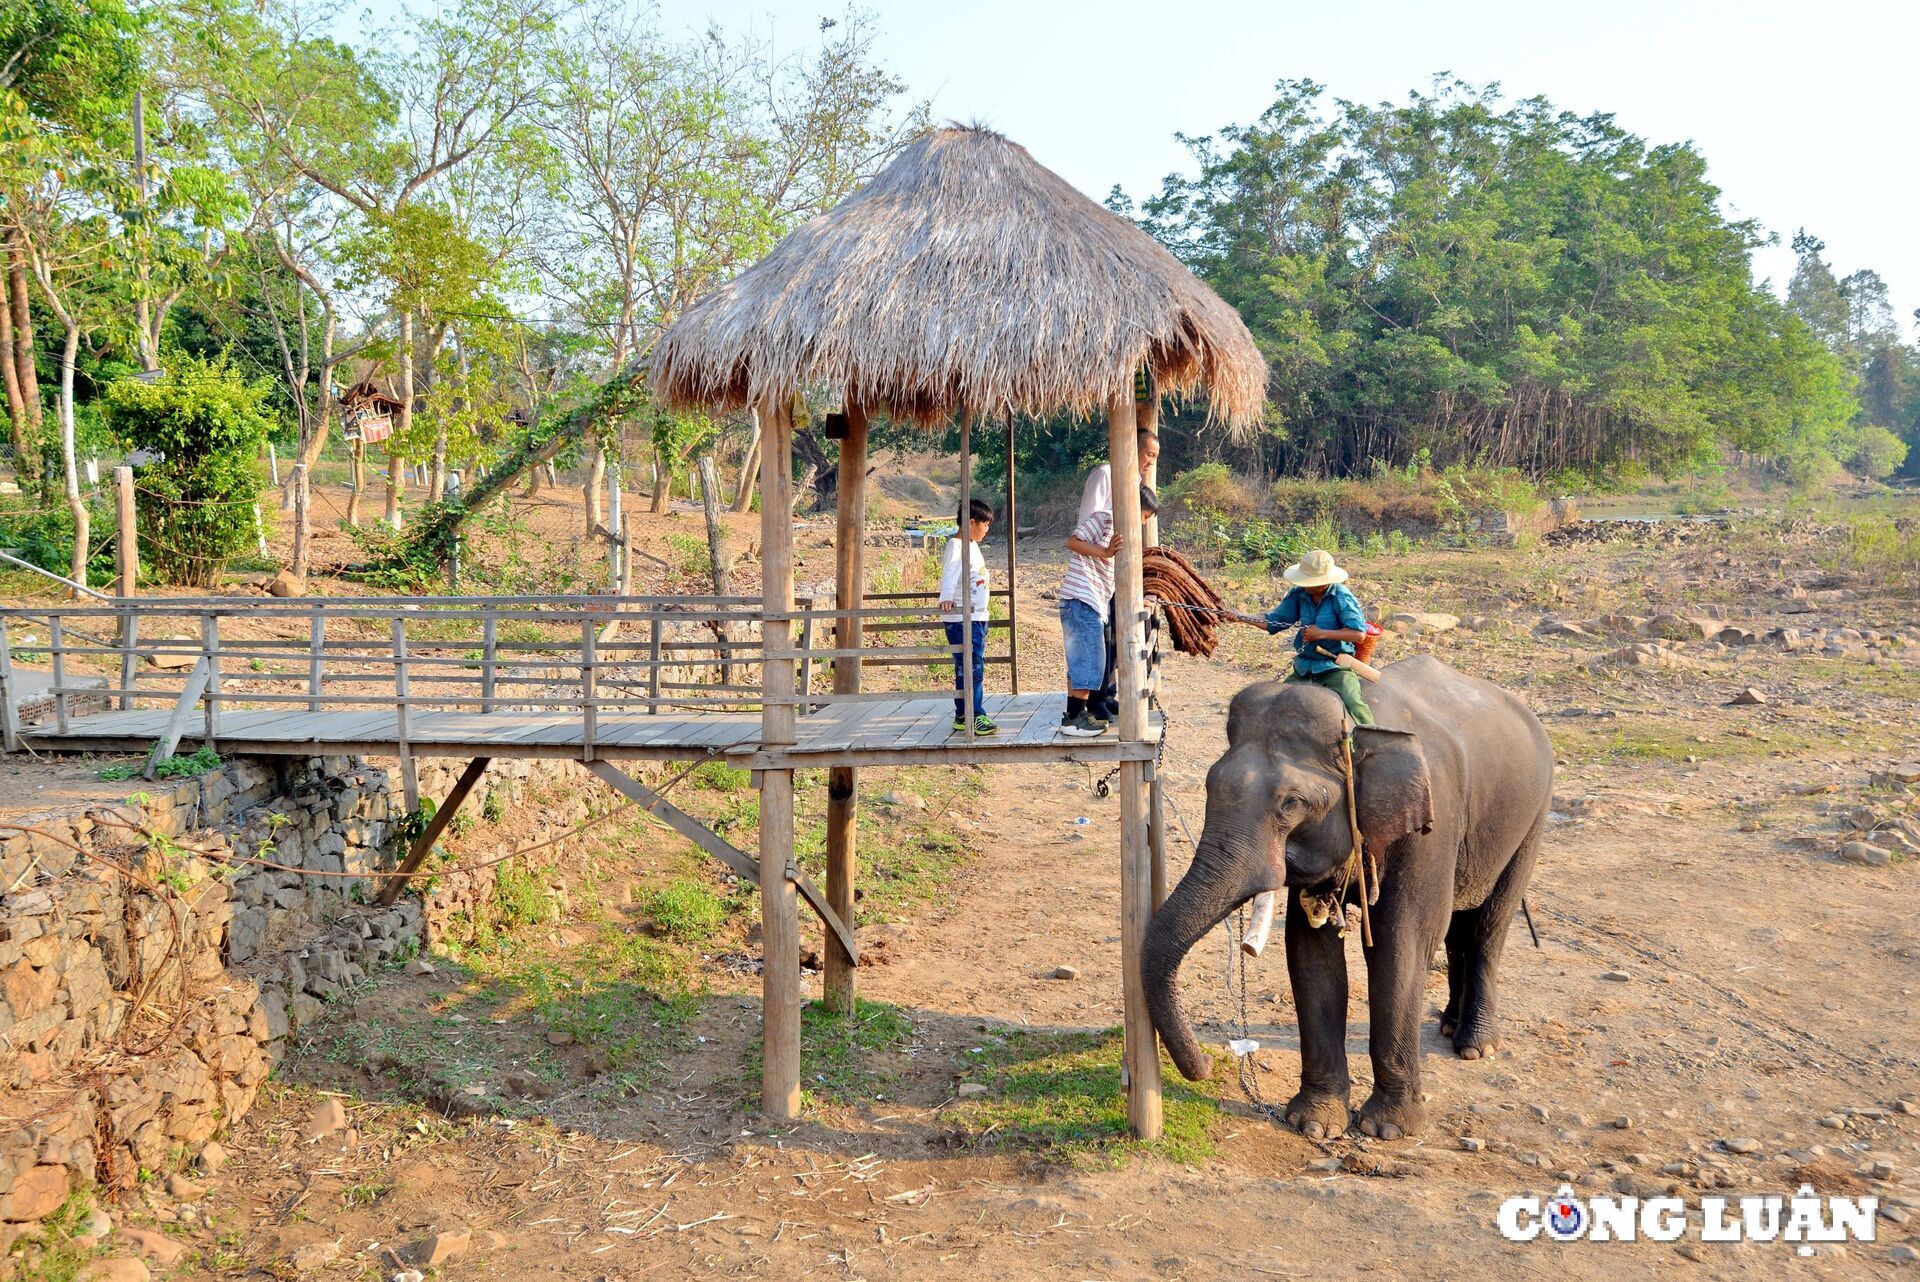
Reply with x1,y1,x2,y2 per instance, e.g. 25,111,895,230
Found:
0,281,27,474
57,325,86,591
731,409,761,512
649,448,670,514
6,232,40,484
586,446,606,532
347,439,365,526
387,310,413,528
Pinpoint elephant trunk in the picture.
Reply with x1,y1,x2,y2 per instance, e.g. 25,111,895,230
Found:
1142,837,1268,1082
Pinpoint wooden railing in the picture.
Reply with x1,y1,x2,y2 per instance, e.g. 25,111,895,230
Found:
0,590,1021,752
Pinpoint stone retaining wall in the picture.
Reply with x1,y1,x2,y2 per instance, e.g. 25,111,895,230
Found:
0,751,588,1253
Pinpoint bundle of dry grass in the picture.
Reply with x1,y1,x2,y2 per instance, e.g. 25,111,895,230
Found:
650,127,1266,430
1144,546,1235,657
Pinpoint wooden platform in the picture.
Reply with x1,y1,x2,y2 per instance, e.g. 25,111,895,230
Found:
18,692,1160,770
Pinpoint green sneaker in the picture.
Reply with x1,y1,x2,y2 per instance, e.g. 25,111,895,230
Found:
952,714,1000,735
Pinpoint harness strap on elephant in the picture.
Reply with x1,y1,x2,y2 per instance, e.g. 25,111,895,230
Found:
1299,723,1378,948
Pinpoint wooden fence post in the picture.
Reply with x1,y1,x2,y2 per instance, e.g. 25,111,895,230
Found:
115,465,139,710
823,405,868,1015
291,463,311,579
757,392,801,1123
1109,391,1162,1141
200,612,221,747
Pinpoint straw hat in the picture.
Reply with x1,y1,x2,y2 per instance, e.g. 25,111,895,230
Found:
1282,549,1348,588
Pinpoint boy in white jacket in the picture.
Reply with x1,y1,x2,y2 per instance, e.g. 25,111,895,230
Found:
938,499,996,735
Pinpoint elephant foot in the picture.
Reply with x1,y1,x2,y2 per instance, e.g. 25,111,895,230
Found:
1283,1088,1352,1141
1438,1016,1457,1039
1355,1090,1425,1140
1452,1013,1500,1060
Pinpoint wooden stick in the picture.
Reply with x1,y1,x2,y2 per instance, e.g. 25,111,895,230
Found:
957,415,973,737
114,466,137,597
1003,415,1020,696
757,392,801,1123
375,756,490,907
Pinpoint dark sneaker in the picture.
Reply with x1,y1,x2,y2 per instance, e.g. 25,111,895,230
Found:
1060,711,1108,738
1096,699,1120,721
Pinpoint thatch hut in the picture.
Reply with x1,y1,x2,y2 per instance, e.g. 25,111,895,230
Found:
651,126,1264,1140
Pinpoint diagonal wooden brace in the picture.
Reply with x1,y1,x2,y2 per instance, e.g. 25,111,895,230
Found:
144,659,211,780
376,757,491,907
584,760,858,966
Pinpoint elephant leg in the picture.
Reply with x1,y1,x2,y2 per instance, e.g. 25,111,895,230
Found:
1356,883,1449,1140
1282,891,1351,1139
1452,805,1548,1059
1439,912,1473,1039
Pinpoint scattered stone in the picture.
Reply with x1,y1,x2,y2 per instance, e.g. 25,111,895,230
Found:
0,1164,71,1220
1536,617,1595,639
1600,970,1631,982
1727,687,1767,706
78,1260,149,1282
118,1228,187,1265
1819,1115,1848,1130
1387,611,1459,634
305,1097,348,1140
1048,966,1080,981
404,957,436,977
1839,842,1892,868
1871,1160,1898,1181
1611,1116,1634,1130
955,1083,989,1097
545,1029,574,1046
1897,1100,1918,1116
502,1070,554,1100
1889,1244,1918,1265
1527,1104,1550,1122
77,1205,113,1244
164,1174,205,1202
404,1229,471,1268
1306,1157,1343,1172
266,569,307,598
1722,1137,1761,1154
1676,1243,1707,1262
195,1142,228,1175
288,1241,340,1272
1460,1137,1486,1152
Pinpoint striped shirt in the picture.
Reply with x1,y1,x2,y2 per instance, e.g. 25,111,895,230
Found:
1061,510,1115,617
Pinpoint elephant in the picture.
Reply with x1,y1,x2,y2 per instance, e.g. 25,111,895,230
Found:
1141,656,1553,1140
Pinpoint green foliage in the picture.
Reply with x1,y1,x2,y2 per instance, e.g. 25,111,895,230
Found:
0,502,115,587
664,532,709,577
1161,462,1257,521
1138,80,1860,480
1833,514,1920,588
104,356,271,587
98,745,221,781
639,878,727,941
796,999,913,1104
492,863,556,930
1845,425,1909,481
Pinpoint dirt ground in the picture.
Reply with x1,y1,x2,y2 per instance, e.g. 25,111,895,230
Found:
14,477,1920,1280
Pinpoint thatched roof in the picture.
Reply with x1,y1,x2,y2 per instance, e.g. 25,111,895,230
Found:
649,127,1265,430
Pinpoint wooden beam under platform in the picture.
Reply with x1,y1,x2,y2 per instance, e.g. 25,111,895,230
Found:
376,756,492,907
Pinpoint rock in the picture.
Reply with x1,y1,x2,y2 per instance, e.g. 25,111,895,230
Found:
78,1260,149,1282
195,1142,229,1175
1306,1157,1343,1171
77,1205,113,1244
502,1070,554,1100
404,1229,471,1267
955,1083,989,1097
1819,1115,1848,1130
1648,613,1710,642
1898,1100,1918,1115
1460,1137,1486,1152
1048,966,1080,981
266,569,307,598
1536,617,1594,639
1890,1244,1918,1265
1839,842,1892,868
1871,1160,1898,1180
1611,1116,1634,1130
0,1164,71,1222
545,1029,574,1046
1527,1104,1550,1122
304,1097,348,1140
1600,970,1631,982
118,1227,187,1265
404,957,436,977
1722,1137,1761,1154
1727,687,1767,706
1387,612,1459,634
288,1241,340,1271
164,1174,205,1202
1676,1243,1706,1262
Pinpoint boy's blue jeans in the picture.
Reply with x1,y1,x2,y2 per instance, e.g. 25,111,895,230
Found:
944,620,988,719
1059,598,1105,691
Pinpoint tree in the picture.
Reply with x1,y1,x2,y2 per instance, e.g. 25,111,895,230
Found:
104,355,272,585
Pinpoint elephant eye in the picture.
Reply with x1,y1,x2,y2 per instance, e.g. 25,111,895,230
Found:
1279,794,1305,815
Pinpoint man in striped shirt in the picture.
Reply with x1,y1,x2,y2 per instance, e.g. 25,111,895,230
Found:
1058,484,1159,737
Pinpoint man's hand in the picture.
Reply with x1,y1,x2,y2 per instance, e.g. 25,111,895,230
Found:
1300,624,1325,642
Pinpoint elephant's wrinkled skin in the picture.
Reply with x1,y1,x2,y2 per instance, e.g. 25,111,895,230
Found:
1141,656,1552,1139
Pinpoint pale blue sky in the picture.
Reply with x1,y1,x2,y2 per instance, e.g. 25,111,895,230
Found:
359,0,1919,337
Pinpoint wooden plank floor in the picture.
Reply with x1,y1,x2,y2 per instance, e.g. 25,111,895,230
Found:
17,692,1161,768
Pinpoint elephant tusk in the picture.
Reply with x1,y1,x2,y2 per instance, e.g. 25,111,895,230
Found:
1241,890,1278,956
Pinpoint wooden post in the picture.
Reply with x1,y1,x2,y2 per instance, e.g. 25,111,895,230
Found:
1109,391,1162,1140
607,461,623,586
375,756,490,907
251,503,268,557
0,620,20,753
114,466,137,596
956,416,973,737
1138,386,1160,549
824,406,867,1015
757,392,802,1122
201,612,221,746
291,463,311,579
647,615,662,713
48,617,69,734
308,605,324,713
267,441,279,487
480,616,497,713
581,616,598,761
1003,417,1019,696
698,455,733,686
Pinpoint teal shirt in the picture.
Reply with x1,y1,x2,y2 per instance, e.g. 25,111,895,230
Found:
1265,584,1367,675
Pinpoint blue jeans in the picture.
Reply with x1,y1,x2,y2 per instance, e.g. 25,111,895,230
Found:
1059,598,1106,692
944,621,988,719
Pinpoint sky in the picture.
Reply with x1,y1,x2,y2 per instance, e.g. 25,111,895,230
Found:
636,0,1918,339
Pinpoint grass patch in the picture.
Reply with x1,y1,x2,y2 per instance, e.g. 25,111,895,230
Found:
684,758,751,792
639,878,728,941
946,1028,1220,1167
97,744,221,781
746,998,915,1109
3,1192,102,1282
793,767,985,922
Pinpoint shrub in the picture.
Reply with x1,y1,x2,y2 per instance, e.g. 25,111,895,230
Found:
105,356,274,587
1162,463,1257,521
1846,425,1908,481
641,878,727,940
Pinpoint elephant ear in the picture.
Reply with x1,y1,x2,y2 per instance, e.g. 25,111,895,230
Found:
1352,726,1434,845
